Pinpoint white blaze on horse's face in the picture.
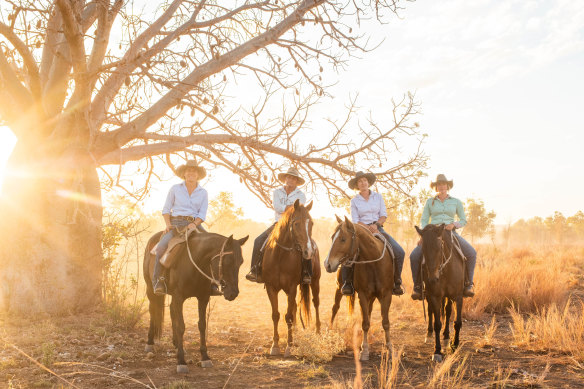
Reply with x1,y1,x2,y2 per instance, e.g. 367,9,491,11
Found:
324,229,342,273
305,219,314,258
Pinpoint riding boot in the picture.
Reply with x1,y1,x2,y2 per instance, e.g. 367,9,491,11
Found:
152,255,167,296
301,258,312,284
340,265,355,296
210,283,222,296
463,253,476,298
410,261,423,301
246,252,264,283
393,255,405,296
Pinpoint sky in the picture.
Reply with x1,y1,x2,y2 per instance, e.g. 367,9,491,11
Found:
1,0,583,225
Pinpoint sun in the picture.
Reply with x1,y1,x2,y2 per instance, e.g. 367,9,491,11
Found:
0,127,17,195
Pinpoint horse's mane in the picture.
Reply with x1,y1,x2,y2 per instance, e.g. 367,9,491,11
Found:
267,205,305,249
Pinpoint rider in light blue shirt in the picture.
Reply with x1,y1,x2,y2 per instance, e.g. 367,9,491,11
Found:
340,171,406,296
152,160,213,296
410,174,476,300
246,167,311,284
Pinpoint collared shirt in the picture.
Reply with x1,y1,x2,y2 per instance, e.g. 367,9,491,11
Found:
162,182,208,221
273,186,306,221
420,195,466,229
350,190,388,225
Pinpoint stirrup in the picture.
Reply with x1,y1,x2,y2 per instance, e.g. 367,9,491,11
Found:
153,277,167,296
341,282,354,296
463,283,475,298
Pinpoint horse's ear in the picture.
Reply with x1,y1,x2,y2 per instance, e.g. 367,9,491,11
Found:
335,214,343,224
344,216,354,230
415,225,423,236
305,201,313,211
237,235,249,246
294,199,300,210
226,234,234,244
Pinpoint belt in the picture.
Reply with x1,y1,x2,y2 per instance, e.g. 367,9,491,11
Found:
171,215,196,222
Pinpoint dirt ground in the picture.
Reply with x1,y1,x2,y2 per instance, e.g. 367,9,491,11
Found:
2,263,584,389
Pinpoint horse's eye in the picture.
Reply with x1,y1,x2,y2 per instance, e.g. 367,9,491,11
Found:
340,237,346,243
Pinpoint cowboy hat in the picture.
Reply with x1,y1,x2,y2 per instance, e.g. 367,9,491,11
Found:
277,167,305,186
175,160,207,180
430,174,453,190
348,171,376,190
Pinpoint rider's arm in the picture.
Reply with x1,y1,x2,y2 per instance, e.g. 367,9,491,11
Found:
273,189,286,214
453,198,467,229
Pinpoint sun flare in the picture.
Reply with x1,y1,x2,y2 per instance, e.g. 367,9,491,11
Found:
0,127,17,195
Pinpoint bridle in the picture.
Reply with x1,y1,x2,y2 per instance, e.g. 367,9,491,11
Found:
423,232,455,280
185,230,233,293
275,216,311,258
337,224,388,266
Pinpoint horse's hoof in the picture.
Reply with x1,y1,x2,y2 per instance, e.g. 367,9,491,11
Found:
359,351,369,361
270,346,280,356
284,346,292,357
449,343,458,353
432,354,443,363
177,364,189,374
200,360,213,368
144,344,154,353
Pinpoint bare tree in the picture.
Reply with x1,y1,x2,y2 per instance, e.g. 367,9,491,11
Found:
0,0,426,314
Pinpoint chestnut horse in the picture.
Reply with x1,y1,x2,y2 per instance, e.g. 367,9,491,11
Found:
324,216,394,361
262,199,321,356
415,224,465,362
143,231,248,373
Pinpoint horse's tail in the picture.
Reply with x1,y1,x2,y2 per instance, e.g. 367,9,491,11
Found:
149,293,166,339
347,294,356,316
299,282,311,324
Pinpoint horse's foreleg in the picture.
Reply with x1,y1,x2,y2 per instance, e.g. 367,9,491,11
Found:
198,297,212,367
429,297,443,362
443,298,452,340
358,295,371,361
311,279,321,333
284,288,298,357
170,297,189,373
330,287,343,327
380,294,392,350
425,298,433,344
451,297,463,352
267,286,281,356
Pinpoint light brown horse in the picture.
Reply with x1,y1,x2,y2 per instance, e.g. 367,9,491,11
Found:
262,199,321,356
324,216,394,361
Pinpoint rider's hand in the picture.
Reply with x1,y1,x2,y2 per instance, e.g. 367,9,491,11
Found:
164,225,172,233
187,223,197,230
369,224,378,233
445,223,455,231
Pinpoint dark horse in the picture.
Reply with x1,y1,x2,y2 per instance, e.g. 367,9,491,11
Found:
262,199,321,356
325,216,394,361
415,224,465,362
143,230,248,373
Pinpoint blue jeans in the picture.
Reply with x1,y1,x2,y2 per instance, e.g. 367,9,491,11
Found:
378,227,405,286
152,219,206,286
410,230,476,290
250,223,276,271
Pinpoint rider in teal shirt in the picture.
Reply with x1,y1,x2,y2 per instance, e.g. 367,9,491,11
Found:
410,174,476,300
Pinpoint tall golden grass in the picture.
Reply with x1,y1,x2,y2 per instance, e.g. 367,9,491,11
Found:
464,245,582,319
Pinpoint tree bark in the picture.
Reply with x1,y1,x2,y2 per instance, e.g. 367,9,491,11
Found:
0,140,102,314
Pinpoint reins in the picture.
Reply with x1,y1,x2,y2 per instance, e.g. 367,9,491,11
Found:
342,225,389,266
184,229,233,291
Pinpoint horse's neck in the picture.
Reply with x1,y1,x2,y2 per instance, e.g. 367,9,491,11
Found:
355,228,383,260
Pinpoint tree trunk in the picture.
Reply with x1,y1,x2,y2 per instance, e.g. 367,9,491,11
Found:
0,141,102,314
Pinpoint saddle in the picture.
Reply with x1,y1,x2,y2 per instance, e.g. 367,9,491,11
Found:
150,227,201,269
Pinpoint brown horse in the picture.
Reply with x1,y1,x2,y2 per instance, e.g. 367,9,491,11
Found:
262,199,321,356
324,216,394,361
415,224,465,363
143,231,248,373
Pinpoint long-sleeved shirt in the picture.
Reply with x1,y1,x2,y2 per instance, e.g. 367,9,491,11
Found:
162,182,208,221
273,187,306,221
350,190,388,225
420,195,466,229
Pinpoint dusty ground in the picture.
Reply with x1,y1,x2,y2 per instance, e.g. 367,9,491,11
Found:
2,264,584,389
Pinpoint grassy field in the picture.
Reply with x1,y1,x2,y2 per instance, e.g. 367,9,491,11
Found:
1,222,583,388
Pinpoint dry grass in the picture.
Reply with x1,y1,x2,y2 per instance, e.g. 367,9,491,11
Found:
464,245,582,319
476,315,498,348
375,346,403,389
510,299,584,361
426,349,470,389
291,328,346,363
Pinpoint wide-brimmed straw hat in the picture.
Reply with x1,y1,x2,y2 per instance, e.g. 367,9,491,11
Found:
348,171,376,190
175,160,207,180
430,174,453,190
278,167,305,186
